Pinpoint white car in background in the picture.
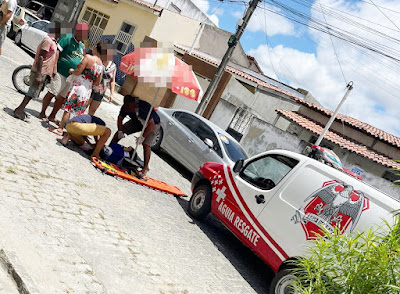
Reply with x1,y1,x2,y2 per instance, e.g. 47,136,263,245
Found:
14,19,49,52
151,108,248,174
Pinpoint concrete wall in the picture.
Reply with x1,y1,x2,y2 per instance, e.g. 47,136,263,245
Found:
209,99,237,131
222,77,255,108
249,90,300,125
150,9,201,49
197,24,251,70
241,117,308,157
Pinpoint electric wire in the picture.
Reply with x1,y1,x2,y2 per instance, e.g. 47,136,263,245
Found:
368,0,400,31
206,0,400,100
317,0,347,84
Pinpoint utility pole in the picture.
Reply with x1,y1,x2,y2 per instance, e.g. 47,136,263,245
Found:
195,0,262,115
315,81,354,146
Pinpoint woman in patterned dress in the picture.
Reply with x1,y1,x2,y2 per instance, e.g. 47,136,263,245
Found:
53,50,103,136
88,42,117,115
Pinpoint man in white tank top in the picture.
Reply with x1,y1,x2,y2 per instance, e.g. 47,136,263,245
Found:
0,0,17,55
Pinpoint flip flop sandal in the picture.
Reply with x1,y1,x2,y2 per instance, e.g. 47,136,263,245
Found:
56,138,67,147
47,127,64,136
43,118,60,126
13,111,29,122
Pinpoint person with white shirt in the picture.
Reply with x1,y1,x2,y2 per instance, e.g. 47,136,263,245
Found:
0,0,17,55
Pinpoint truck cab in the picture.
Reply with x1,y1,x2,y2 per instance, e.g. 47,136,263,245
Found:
188,150,400,293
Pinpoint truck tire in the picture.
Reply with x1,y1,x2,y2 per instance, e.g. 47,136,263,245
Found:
269,269,297,294
187,184,212,220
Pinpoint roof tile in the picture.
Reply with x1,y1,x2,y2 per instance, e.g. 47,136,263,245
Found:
174,45,400,149
276,109,400,170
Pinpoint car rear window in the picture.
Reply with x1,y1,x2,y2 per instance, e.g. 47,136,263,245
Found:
218,133,247,162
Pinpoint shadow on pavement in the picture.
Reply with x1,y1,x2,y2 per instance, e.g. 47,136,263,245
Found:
175,197,274,293
153,150,193,181
24,108,41,118
3,107,30,123
154,149,274,292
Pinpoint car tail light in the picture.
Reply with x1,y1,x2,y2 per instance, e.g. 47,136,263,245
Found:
18,19,25,25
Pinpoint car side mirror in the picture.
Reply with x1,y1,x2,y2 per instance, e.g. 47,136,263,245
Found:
27,21,32,26
233,159,244,173
204,138,213,149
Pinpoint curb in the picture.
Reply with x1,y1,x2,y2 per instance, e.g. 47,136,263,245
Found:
0,249,40,294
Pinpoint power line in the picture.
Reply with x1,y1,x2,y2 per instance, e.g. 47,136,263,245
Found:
318,0,347,84
257,2,400,63
368,0,400,31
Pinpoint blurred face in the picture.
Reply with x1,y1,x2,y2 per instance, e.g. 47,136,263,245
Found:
125,101,136,113
74,23,89,42
100,44,116,62
48,24,61,39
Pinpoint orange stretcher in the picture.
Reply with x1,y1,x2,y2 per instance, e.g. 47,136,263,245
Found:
92,157,187,197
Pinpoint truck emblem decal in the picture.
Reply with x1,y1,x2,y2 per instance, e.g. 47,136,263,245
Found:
291,180,370,240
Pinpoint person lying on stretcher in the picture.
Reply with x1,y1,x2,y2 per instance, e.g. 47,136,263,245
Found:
99,143,144,168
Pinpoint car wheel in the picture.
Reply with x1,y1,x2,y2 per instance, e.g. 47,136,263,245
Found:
15,31,22,46
269,269,298,294
151,126,163,151
187,184,212,220
7,23,15,39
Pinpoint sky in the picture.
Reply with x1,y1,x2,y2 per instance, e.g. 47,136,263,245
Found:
185,0,400,138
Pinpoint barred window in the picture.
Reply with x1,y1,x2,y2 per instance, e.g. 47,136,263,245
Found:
81,7,109,47
114,22,136,54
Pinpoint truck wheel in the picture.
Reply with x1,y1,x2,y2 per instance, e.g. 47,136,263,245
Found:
187,184,212,220
269,269,297,294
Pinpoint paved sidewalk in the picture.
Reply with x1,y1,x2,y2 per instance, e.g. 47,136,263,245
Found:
0,38,271,294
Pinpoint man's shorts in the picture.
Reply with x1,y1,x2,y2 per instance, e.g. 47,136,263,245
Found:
123,118,160,146
66,122,107,146
0,25,7,48
48,73,71,97
26,71,47,99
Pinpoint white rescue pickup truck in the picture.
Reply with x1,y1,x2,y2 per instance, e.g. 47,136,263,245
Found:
187,149,400,293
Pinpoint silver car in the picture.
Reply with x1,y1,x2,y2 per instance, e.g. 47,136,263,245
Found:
151,108,248,173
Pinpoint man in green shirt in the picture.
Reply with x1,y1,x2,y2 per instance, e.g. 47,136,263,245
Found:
40,22,88,124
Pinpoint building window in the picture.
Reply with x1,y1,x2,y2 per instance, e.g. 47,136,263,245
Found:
382,170,400,183
81,7,109,47
114,21,136,54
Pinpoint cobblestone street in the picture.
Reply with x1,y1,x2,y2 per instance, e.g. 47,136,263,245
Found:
0,38,273,293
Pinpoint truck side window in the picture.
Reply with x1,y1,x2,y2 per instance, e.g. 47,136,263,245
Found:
240,155,298,190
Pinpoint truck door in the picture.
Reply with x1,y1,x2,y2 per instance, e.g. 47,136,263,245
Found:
233,154,299,218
